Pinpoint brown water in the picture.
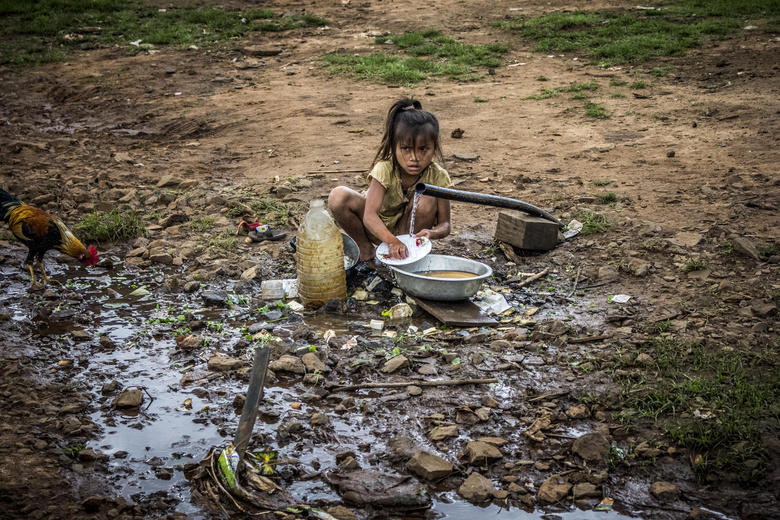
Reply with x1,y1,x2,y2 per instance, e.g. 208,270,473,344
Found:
418,270,479,279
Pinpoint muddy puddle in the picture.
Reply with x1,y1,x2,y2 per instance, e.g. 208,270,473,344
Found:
1,257,638,519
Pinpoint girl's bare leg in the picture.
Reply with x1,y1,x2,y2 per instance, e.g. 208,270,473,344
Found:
328,186,376,261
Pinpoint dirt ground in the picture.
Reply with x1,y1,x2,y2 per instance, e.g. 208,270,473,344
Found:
1,0,779,519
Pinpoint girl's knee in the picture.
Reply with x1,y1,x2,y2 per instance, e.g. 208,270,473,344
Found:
328,186,350,206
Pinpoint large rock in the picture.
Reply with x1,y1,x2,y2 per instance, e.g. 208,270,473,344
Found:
387,436,417,463
207,355,243,372
429,424,458,441
464,441,503,465
650,481,680,501
572,432,611,462
302,352,329,373
538,475,572,503
458,472,494,502
325,470,431,509
406,451,453,481
112,388,144,409
269,355,306,375
573,482,601,498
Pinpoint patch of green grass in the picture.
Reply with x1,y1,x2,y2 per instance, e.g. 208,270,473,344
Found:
474,97,488,103
610,79,629,86
681,257,710,272
613,336,780,484
536,76,549,81
649,65,675,77
630,81,649,89
611,92,625,98
593,179,611,187
185,216,215,232
652,113,669,121
596,192,617,204
326,30,508,85
73,209,146,242
197,231,238,251
718,242,734,255
577,211,614,235
585,102,610,119
760,244,778,256
249,196,303,227
526,81,599,99
0,0,329,66
493,3,760,66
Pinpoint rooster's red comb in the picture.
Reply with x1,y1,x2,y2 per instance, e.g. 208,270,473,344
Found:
88,244,100,265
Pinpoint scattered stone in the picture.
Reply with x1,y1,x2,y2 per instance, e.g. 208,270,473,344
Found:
464,440,503,465
488,339,512,352
429,424,458,441
156,175,183,188
302,352,329,373
112,388,144,409
650,481,680,501
597,265,619,282
636,353,654,365
179,335,203,350
538,475,572,503
477,437,508,447
458,472,494,502
453,152,479,161
207,354,243,372
508,482,528,494
406,450,453,480
566,404,590,419
730,236,761,261
310,413,330,427
241,266,262,281
201,290,227,306
269,355,306,375
387,436,418,463
326,469,431,509
674,232,702,247
573,482,601,498
751,300,777,317
407,385,422,396
381,355,409,374
572,432,611,462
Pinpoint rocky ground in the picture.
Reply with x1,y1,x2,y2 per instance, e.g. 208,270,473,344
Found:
1,0,779,519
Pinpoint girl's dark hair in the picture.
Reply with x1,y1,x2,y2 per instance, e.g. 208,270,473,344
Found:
371,97,443,172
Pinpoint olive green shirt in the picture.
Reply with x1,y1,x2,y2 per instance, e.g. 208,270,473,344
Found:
369,160,452,232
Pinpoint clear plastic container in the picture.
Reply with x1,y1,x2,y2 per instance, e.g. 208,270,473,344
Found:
296,200,346,306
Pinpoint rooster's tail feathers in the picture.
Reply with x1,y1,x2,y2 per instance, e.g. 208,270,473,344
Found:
0,188,20,222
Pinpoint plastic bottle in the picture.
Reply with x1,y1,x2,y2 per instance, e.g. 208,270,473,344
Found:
296,199,346,306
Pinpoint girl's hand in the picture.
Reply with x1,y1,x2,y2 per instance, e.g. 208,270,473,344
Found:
414,229,433,240
387,238,409,259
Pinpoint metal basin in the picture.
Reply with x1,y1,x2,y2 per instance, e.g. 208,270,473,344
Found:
342,233,359,270
389,254,492,301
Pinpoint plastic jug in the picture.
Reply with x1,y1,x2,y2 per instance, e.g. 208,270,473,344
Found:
295,200,346,306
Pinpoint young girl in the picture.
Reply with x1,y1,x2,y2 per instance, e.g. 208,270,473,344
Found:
329,97,452,261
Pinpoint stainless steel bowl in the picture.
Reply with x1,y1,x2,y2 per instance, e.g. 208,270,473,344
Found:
389,254,492,301
342,233,359,270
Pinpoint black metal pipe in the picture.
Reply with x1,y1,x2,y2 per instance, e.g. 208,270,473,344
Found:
415,183,561,226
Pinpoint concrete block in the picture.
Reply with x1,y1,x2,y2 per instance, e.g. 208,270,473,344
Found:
494,210,558,251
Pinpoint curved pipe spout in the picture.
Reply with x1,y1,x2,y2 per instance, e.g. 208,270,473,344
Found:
416,183,561,226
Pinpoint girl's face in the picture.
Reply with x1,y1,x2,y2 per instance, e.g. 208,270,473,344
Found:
395,137,435,176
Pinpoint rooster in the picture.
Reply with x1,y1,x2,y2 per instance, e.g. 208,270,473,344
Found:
0,188,99,288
